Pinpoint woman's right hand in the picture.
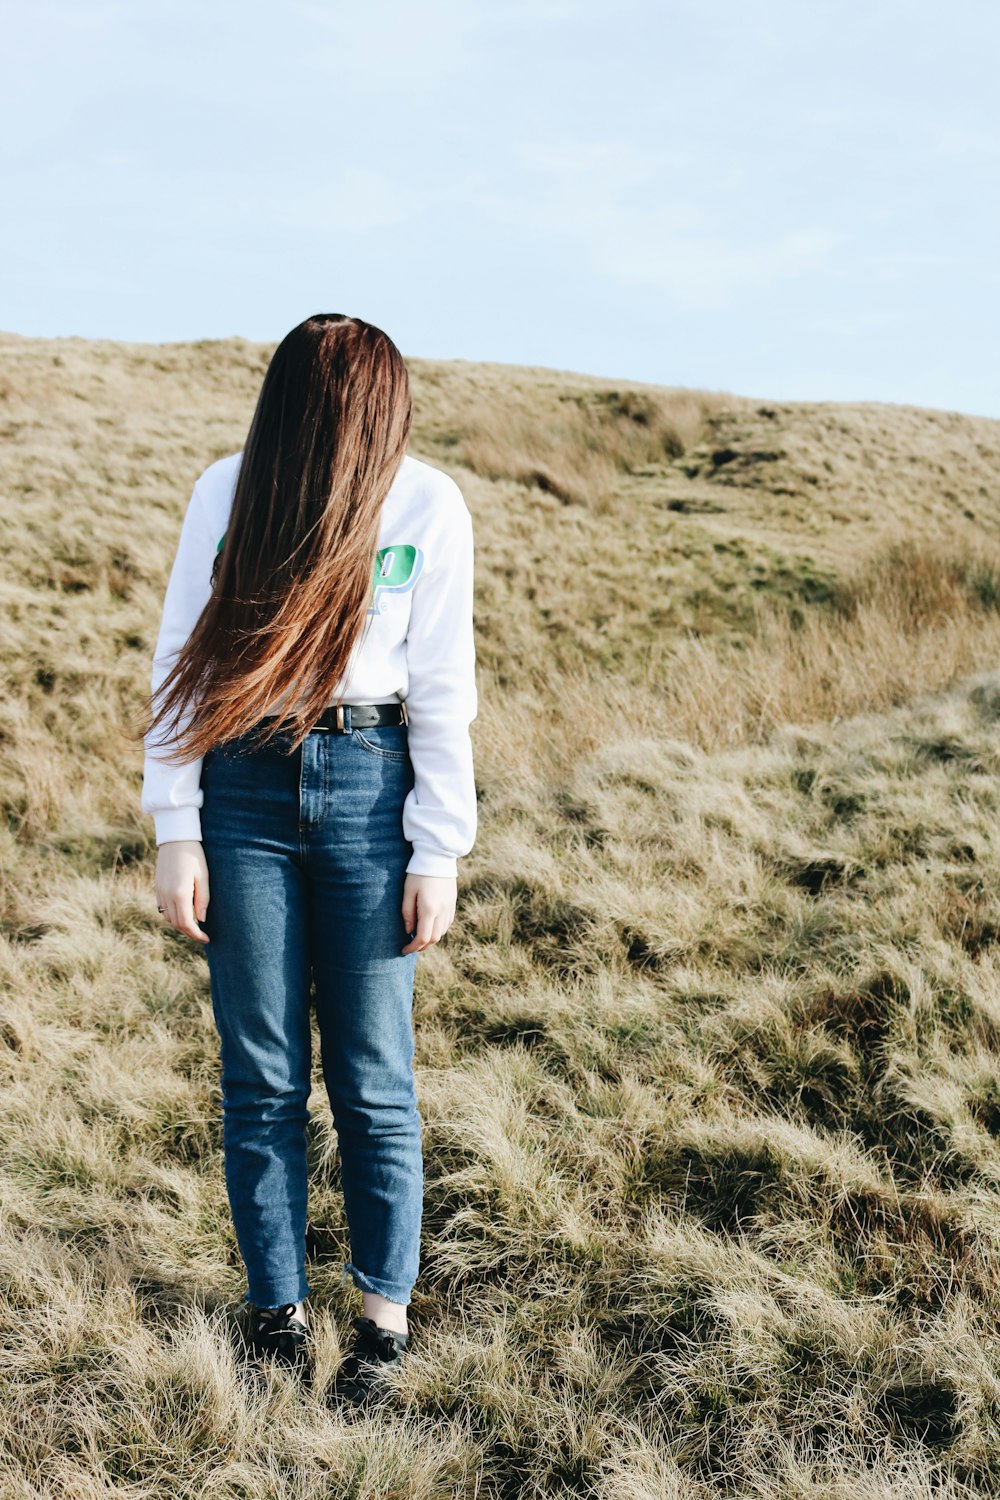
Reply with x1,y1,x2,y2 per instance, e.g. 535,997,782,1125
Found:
155,840,211,944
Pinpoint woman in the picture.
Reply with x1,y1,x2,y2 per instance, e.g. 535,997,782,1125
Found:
135,313,478,1405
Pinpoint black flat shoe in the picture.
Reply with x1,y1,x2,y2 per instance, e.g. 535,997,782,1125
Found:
330,1316,410,1411
242,1302,311,1375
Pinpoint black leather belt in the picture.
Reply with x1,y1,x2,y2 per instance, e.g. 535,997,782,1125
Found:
260,701,408,735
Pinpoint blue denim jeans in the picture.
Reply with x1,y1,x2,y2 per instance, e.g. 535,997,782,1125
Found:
199,715,422,1310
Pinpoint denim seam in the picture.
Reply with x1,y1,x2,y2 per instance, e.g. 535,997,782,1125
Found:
244,1272,312,1309
298,740,307,860
352,731,408,761
341,1260,412,1304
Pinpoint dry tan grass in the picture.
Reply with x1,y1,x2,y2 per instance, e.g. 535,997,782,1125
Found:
3,328,1000,1495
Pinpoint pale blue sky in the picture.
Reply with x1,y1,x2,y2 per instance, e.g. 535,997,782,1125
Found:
3,0,997,416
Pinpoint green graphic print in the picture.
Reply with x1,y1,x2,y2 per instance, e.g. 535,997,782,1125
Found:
369,544,425,614
214,534,425,616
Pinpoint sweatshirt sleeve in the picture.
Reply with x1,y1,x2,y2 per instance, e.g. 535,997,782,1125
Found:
140,478,217,844
401,480,478,878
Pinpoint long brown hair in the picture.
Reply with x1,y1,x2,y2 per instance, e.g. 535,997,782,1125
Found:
131,312,412,763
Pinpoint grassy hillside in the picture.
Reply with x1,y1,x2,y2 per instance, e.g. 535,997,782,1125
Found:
3,329,1000,1496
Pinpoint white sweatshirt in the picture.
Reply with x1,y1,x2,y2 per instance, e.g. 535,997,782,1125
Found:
141,450,478,879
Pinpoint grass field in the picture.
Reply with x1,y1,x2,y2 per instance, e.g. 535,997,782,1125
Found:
3,328,1000,1496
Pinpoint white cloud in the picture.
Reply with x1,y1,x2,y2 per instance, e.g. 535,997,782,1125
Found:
468,141,842,306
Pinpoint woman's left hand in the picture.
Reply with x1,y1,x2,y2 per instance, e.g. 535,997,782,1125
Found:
401,873,457,953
